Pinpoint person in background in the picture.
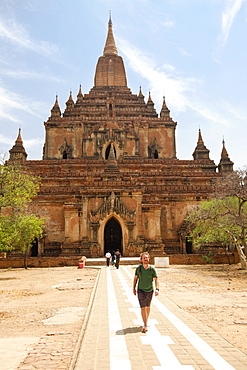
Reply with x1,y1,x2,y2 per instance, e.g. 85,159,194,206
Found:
111,250,115,266
114,249,121,269
105,250,111,267
133,252,159,333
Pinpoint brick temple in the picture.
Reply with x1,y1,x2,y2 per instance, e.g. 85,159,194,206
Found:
8,17,233,259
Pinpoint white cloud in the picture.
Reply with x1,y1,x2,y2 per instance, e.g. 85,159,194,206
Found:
161,19,175,29
24,137,44,149
179,47,192,57
0,16,60,57
186,101,232,128
117,37,193,111
162,64,176,72
0,133,14,145
218,100,247,120
0,68,64,83
0,133,43,151
118,36,234,128
0,86,46,122
218,0,245,47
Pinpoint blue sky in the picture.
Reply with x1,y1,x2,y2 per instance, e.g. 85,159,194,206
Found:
0,0,246,168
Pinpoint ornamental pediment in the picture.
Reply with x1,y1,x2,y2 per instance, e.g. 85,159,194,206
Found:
90,192,135,222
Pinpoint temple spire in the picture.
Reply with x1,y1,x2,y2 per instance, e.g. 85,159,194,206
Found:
221,139,228,158
9,128,27,162
147,91,153,104
146,91,157,116
50,95,61,117
64,91,74,115
218,138,234,172
138,86,144,101
197,128,204,145
192,129,210,160
160,96,171,119
103,14,118,56
67,91,74,105
76,85,83,104
94,16,127,87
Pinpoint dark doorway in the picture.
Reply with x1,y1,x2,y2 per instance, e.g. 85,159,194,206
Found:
104,218,122,255
30,238,38,257
109,103,113,117
186,237,193,254
105,144,116,159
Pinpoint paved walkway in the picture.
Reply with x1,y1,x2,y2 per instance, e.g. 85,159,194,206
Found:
72,265,247,370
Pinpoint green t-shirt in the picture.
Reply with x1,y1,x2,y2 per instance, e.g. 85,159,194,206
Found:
135,265,157,292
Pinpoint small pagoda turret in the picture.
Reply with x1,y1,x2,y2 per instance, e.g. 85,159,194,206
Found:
218,139,234,173
192,129,210,160
9,129,27,163
50,95,61,118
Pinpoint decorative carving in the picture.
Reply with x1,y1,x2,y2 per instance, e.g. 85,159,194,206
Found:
59,138,73,159
90,222,100,242
148,137,161,159
126,221,135,242
90,192,135,221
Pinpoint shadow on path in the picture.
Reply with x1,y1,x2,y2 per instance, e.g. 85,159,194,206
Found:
116,326,143,335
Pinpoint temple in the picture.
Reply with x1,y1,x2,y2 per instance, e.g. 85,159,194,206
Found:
8,17,233,258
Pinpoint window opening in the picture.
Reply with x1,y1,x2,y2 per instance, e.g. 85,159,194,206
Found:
105,144,116,159
109,103,113,117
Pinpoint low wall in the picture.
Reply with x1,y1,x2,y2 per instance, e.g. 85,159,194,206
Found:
0,252,239,269
168,253,238,265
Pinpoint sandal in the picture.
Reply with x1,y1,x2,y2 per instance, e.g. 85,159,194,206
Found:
142,326,148,333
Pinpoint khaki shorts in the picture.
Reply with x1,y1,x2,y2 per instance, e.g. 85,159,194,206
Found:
137,289,153,308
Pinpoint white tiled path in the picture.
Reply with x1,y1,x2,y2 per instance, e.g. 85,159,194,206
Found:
73,266,247,370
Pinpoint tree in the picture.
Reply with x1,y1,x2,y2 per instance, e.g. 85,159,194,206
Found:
11,214,44,269
0,162,43,268
0,163,40,211
186,168,247,269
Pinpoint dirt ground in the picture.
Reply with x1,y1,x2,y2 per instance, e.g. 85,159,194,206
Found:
0,263,246,368
160,263,247,355
0,266,98,369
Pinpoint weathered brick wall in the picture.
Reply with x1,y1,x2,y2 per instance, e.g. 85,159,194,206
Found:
0,253,239,269
20,156,223,257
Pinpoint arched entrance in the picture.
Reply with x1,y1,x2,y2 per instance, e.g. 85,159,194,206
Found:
104,217,122,255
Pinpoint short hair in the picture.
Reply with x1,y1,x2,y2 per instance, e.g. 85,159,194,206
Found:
140,252,150,260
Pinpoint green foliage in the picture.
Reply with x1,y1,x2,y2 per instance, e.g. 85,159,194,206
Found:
10,214,43,252
0,213,43,250
187,197,247,249
186,168,247,268
201,252,215,264
0,215,16,251
0,164,40,211
0,163,43,262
